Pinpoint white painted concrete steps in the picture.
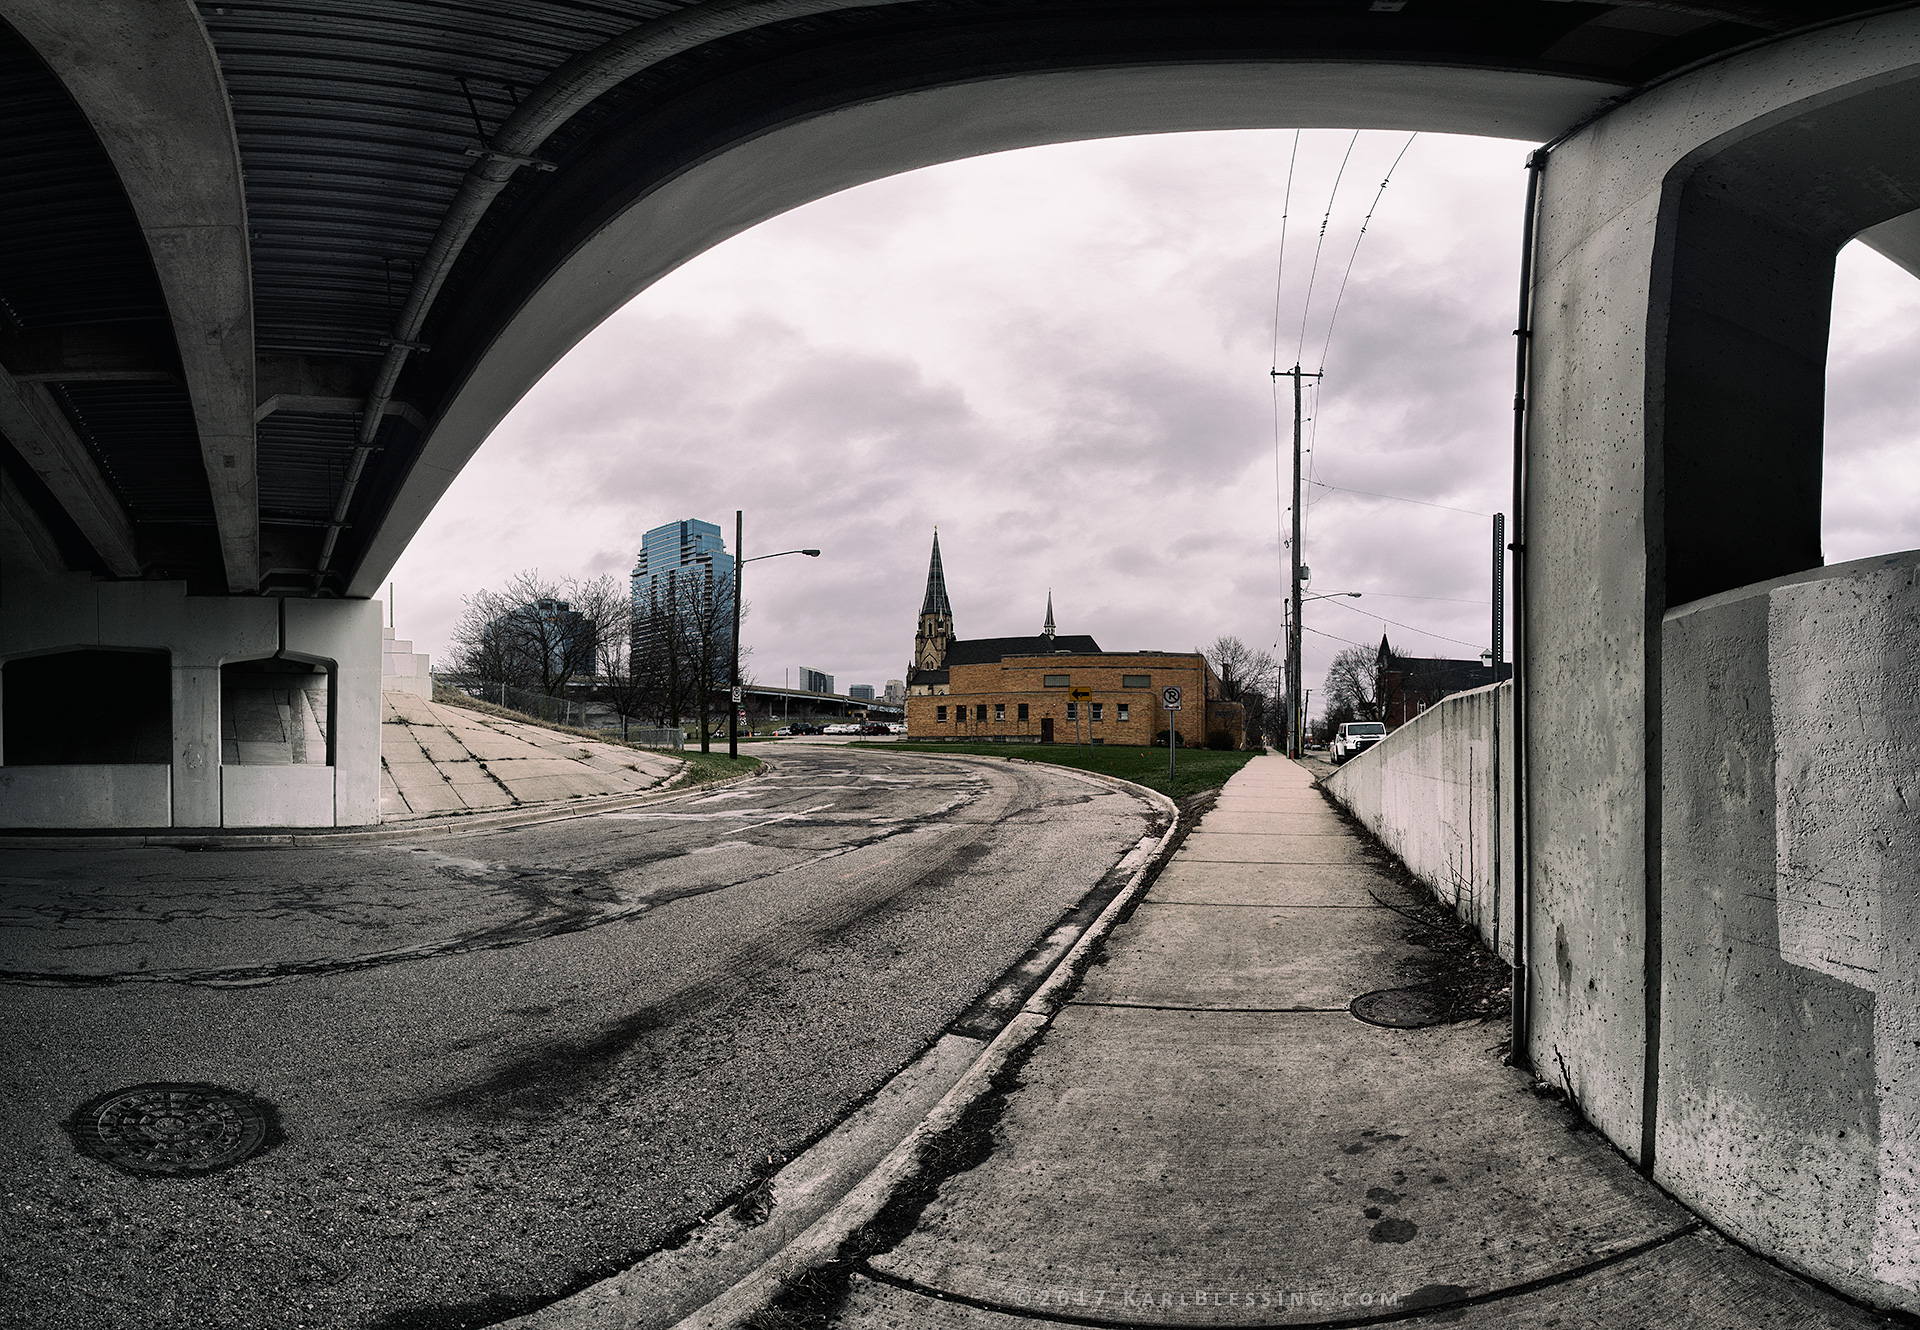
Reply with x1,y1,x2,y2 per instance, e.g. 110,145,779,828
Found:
696,756,1897,1329
380,693,681,818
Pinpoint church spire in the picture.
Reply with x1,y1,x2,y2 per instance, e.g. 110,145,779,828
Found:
920,529,953,618
913,529,956,675
1043,590,1055,638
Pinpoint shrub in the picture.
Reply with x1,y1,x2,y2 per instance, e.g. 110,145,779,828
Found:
1151,729,1187,748
1205,730,1236,750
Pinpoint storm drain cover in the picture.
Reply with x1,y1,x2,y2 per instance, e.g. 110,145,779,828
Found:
69,1083,273,1177
1350,986,1447,1029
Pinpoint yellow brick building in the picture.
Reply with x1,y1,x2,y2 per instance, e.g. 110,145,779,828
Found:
902,533,1244,746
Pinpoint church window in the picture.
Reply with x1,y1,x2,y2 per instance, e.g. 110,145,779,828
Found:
1117,703,1130,721
936,705,947,721
1017,703,1029,721
1091,703,1104,721
1044,674,1069,688
995,704,1005,722
1122,675,1150,689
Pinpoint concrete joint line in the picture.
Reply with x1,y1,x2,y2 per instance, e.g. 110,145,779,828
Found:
523,777,1185,1330
854,1221,1707,1330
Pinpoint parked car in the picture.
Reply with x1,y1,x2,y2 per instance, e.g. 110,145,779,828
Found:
887,723,907,734
785,721,823,735
823,723,858,734
774,727,793,736
858,721,891,735
1331,721,1388,764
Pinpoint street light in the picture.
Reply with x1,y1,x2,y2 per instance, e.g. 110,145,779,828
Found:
730,509,820,760
1286,592,1360,755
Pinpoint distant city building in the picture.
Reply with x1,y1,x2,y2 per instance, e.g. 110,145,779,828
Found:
883,680,906,704
631,518,735,683
849,684,874,701
488,597,597,680
797,666,834,695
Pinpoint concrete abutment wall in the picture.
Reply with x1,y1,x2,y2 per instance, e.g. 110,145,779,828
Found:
0,570,381,828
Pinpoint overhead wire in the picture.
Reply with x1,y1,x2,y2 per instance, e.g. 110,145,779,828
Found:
1314,133,1417,374
1270,132,1301,589
1309,478,1491,517
1294,131,1359,367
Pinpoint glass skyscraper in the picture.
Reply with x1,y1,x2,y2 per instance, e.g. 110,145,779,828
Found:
631,519,735,682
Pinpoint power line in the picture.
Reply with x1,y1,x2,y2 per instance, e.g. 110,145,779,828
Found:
1268,130,1301,371
1315,133,1417,373
1294,130,1359,367
1321,595,1486,651
1309,478,1491,518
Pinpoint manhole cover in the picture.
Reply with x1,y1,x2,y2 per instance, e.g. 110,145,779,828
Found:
68,1083,273,1176
1350,986,1447,1029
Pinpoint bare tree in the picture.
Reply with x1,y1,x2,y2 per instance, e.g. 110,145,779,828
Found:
1206,636,1279,746
1323,643,1400,725
445,570,608,707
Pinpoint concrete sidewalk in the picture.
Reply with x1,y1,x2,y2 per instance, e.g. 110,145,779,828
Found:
820,755,1899,1328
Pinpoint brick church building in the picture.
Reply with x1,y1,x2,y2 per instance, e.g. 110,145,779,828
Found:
903,532,1241,747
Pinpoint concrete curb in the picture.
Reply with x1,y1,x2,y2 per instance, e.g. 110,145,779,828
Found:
0,762,764,850
664,769,1182,1330
508,758,1184,1330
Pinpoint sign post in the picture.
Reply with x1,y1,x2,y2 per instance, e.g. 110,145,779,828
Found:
1070,687,1092,754
1162,685,1183,783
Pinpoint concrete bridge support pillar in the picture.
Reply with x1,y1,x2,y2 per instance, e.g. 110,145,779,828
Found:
1526,11,1920,1312
0,572,382,829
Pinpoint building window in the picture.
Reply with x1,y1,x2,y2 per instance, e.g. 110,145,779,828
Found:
1122,674,1150,689
936,705,947,722
1091,703,1104,721
1017,703,1029,721
1066,702,1078,720
994,703,1006,722
976,704,988,721
1117,703,1129,721
1044,674,1069,688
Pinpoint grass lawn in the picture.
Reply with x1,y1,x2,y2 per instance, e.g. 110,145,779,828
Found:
674,749,765,786
851,741,1260,800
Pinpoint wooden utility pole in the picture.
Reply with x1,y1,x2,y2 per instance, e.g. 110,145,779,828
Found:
1272,364,1321,757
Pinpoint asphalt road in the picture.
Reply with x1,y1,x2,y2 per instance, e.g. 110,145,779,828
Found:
0,747,1160,1330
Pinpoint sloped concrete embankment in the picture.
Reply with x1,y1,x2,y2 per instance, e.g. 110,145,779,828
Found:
380,693,681,818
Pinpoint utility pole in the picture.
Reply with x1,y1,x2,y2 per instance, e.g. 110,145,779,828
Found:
729,511,743,759
1272,363,1321,758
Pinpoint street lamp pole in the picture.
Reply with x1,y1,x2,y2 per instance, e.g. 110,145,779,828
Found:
728,512,820,760
1288,591,1359,749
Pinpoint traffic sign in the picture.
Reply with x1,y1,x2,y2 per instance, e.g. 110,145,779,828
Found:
1162,685,1183,711
1068,687,1092,701
731,685,742,702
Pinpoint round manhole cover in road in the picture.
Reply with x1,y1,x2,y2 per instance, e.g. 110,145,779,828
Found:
68,1083,274,1177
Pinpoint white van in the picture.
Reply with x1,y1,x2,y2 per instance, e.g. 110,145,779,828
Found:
1331,721,1388,763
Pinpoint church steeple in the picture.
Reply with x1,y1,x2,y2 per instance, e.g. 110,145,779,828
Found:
1043,590,1056,639
913,529,955,674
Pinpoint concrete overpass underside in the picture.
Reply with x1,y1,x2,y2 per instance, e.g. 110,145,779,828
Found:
2,0,1920,1311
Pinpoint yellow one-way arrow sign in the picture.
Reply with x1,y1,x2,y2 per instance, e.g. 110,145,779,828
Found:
1069,687,1092,701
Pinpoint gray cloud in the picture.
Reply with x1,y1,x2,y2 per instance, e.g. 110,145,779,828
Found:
388,130,1920,714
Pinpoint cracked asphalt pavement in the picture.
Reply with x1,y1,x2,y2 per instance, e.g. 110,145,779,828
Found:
0,747,1160,1330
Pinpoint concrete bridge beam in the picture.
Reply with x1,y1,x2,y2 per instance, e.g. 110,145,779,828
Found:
0,0,259,592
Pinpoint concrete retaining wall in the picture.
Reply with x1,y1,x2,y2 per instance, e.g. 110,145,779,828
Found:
0,571,382,828
1323,682,1516,964
0,764,170,828
1659,550,1920,1308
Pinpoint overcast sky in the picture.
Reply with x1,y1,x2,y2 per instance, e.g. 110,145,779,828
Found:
387,129,1920,716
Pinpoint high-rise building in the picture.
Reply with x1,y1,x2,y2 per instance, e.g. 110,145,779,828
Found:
631,518,735,683
883,680,906,704
849,684,874,701
797,666,834,695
